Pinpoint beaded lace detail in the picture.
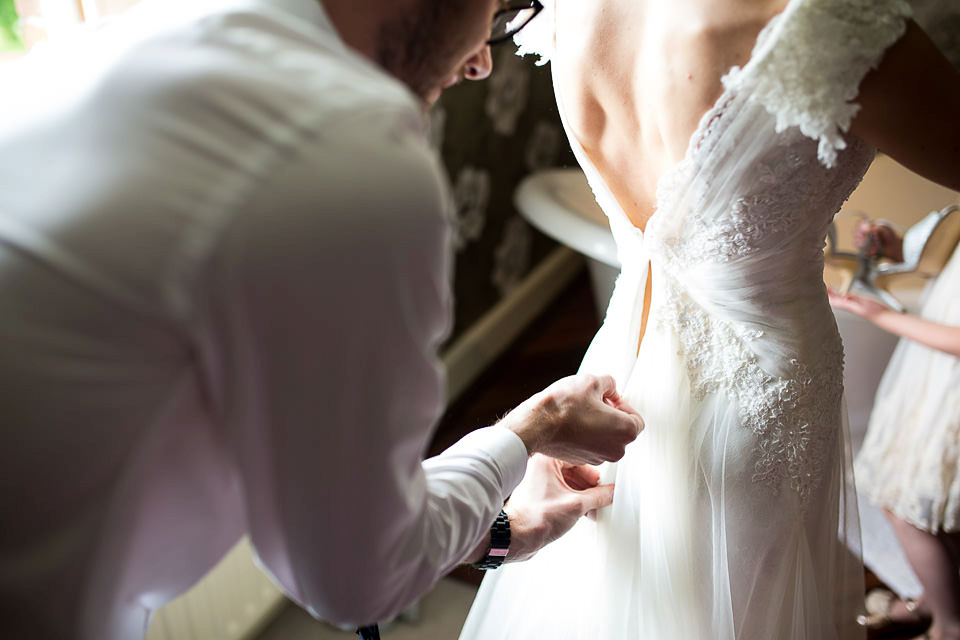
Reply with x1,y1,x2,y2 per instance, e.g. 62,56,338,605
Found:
652,122,874,505
637,54,881,505
654,130,841,267
641,105,869,503
649,131,849,503
654,280,844,504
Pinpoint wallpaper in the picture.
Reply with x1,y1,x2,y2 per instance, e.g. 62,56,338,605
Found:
431,44,575,344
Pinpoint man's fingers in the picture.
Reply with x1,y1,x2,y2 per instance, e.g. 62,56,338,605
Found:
609,395,643,420
599,391,644,432
607,409,644,446
625,410,644,435
578,484,615,513
561,463,601,490
591,374,618,398
594,395,644,450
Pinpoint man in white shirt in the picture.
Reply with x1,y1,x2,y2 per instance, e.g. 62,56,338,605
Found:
0,0,642,638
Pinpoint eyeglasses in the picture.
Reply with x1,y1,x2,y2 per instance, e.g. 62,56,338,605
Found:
487,0,544,46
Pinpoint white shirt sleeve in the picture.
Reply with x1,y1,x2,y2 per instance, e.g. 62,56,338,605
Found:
197,103,528,626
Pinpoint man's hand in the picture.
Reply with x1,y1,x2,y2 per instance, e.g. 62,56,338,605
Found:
498,374,643,465
503,455,613,563
465,376,639,567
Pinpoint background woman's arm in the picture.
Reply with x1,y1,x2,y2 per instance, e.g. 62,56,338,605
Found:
829,289,960,357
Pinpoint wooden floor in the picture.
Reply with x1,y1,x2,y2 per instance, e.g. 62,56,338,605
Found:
428,267,929,639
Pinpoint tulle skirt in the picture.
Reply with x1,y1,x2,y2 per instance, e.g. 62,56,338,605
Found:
459,268,865,640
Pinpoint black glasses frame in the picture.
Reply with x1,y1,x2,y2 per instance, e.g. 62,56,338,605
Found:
486,0,545,46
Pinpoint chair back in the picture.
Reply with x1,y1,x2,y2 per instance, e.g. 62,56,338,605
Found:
913,205,960,277
863,204,960,311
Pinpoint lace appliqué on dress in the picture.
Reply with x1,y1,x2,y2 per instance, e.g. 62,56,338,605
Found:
722,0,911,168
663,146,810,265
649,126,845,505
657,282,843,506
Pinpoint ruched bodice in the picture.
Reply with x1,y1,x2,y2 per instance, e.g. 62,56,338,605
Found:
573,84,878,504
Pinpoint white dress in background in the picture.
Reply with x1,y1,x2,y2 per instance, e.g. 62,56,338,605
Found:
460,0,912,638
857,248,960,535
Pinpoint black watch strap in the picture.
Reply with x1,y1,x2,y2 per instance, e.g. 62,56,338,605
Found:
471,510,510,570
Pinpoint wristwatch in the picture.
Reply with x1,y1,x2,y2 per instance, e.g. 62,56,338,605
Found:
471,510,510,570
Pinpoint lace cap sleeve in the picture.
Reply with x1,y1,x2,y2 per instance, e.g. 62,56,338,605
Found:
511,0,556,65
722,0,912,167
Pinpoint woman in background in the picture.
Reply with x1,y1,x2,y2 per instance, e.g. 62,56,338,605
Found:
460,0,960,637
831,222,960,640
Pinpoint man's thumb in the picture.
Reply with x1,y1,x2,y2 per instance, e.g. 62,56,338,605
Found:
579,483,614,513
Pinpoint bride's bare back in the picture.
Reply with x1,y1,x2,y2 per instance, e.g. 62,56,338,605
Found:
552,0,787,230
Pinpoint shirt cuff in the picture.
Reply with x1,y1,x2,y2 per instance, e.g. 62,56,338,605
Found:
443,425,528,500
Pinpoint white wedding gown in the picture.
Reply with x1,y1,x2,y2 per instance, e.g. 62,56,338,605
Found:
460,0,913,638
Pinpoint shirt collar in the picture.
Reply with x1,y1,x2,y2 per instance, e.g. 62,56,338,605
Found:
256,0,332,30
